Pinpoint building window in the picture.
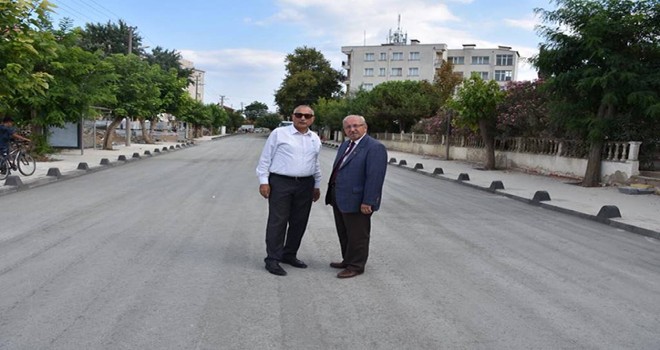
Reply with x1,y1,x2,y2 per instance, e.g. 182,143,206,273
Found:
378,68,386,76
392,52,404,61
477,71,489,80
495,70,513,81
449,56,464,65
364,68,374,76
391,67,403,76
365,53,374,61
362,83,374,91
496,54,514,66
471,56,490,65
408,67,419,76
379,52,387,61
409,52,420,61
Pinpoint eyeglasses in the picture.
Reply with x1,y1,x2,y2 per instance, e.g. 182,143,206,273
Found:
344,123,365,130
293,113,314,119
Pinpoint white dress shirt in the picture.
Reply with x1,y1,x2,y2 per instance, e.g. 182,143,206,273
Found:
256,125,322,187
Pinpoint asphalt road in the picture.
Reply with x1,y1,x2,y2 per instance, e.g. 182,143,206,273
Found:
0,134,658,350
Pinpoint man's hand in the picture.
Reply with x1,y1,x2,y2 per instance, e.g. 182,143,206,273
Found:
360,204,373,215
312,188,321,202
259,184,270,199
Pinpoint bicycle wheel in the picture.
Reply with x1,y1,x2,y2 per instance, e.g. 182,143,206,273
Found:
0,158,10,180
17,152,36,176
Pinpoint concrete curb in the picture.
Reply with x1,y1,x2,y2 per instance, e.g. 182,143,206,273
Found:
0,141,198,197
390,158,660,240
322,142,659,240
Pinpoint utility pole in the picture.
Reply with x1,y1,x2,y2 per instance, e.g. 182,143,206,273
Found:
219,95,225,107
125,26,136,146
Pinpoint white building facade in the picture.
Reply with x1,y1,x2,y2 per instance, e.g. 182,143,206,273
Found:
341,28,519,93
180,58,205,101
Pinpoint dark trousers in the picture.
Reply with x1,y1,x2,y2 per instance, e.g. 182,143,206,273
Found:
265,174,314,263
329,186,371,272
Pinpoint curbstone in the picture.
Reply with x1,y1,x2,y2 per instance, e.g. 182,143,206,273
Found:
532,191,551,202
457,173,470,181
162,147,169,151
47,168,62,178
169,146,175,150
597,205,622,219
489,180,505,191
4,175,23,187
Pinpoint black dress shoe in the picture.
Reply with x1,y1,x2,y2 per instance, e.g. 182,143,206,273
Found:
329,262,346,269
337,269,363,279
265,261,287,276
281,258,307,268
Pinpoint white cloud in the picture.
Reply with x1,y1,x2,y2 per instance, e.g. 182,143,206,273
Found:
504,15,540,31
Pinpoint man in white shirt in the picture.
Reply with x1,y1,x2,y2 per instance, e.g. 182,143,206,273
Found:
256,105,322,276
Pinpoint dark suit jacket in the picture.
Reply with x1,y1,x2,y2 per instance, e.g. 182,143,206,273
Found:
325,135,387,213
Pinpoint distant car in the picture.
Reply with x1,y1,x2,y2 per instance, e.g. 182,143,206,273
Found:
278,121,293,128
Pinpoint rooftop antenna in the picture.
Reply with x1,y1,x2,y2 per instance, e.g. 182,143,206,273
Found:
386,14,407,45
364,30,366,46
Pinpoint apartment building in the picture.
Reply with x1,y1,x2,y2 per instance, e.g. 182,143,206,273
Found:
341,26,519,92
180,58,205,101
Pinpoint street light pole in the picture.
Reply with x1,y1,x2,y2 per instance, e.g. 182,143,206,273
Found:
125,26,136,146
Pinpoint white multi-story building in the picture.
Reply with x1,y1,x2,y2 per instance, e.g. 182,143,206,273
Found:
180,58,205,101
341,25,519,93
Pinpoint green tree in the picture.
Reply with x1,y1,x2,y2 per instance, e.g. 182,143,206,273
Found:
243,101,269,122
103,54,160,149
433,60,463,107
532,0,660,186
145,46,192,80
255,113,282,130
79,19,145,56
313,97,348,133
364,80,438,133
449,74,505,170
0,0,56,114
274,46,343,114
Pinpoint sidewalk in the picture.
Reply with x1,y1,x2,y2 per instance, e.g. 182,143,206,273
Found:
0,136,216,196
324,141,660,239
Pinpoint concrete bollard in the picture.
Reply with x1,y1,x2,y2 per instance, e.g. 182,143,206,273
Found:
389,158,397,164
414,163,424,170
144,150,151,156
169,146,175,150
118,155,127,161
398,160,407,166
532,191,551,202
77,162,89,170
132,152,140,158
47,168,62,178
597,205,621,219
154,148,161,153
433,168,444,175
4,175,23,187
489,181,505,191
162,147,169,151
457,173,470,181
100,158,110,165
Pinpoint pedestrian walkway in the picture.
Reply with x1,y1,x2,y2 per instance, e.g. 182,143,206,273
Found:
324,141,660,238
0,136,216,196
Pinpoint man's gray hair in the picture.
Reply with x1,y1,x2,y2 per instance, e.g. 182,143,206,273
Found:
343,115,367,125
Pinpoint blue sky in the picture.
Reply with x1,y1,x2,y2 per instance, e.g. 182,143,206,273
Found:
50,0,555,112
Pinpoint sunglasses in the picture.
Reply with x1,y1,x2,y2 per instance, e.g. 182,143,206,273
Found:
293,113,314,119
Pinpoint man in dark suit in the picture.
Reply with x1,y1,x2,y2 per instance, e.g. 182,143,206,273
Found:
325,115,387,278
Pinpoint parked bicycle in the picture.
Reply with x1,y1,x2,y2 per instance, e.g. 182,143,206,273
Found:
0,141,36,180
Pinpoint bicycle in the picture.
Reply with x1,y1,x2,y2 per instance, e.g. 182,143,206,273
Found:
0,141,36,180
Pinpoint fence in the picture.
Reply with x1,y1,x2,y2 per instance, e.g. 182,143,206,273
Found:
374,133,639,162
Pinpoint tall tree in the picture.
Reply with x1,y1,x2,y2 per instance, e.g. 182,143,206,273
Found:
532,0,660,186
496,80,551,138
449,74,505,170
364,80,438,133
145,46,192,80
79,19,144,56
243,101,269,122
0,0,56,114
433,60,463,107
274,46,343,114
